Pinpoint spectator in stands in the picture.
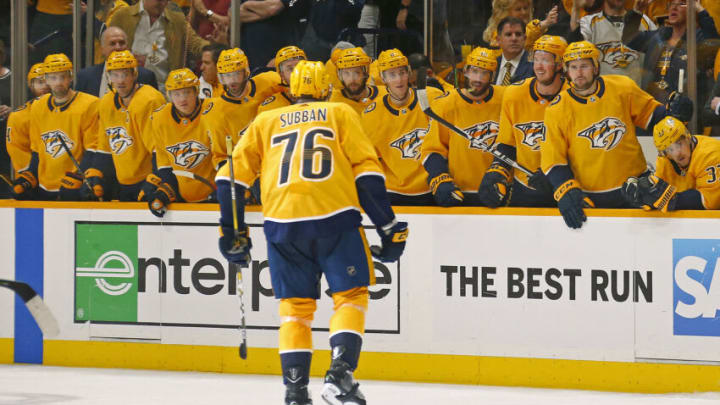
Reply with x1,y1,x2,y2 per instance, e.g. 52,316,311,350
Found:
198,43,228,99
109,0,213,92
75,27,158,97
238,0,311,70
189,0,230,40
301,0,365,62
29,0,77,65
483,0,559,49
495,17,535,85
93,0,130,65
703,49,720,133
571,0,656,85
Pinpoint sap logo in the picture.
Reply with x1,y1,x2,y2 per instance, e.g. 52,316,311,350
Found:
577,117,626,151
41,130,74,158
596,41,639,69
515,121,546,151
464,121,499,151
673,239,720,337
106,126,134,155
166,140,210,169
390,124,429,159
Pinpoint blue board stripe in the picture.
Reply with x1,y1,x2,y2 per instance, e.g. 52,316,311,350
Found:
14,208,44,364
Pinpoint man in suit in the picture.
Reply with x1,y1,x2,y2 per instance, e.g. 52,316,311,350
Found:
75,27,158,97
495,17,534,85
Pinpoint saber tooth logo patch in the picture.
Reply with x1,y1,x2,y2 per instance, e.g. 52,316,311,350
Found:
106,126,134,155
463,121,499,151
390,123,430,160
577,117,626,151
515,121,546,151
166,140,210,169
41,130,74,158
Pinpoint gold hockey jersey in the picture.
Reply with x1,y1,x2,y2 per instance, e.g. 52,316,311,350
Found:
257,91,294,114
422,86,505,192
329,85,386,116
29,92,99,191
96,85,166,185
542,75,660,192
6,99,37,174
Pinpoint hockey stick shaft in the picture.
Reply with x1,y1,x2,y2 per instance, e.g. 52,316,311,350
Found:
225,136,248,360
172,170,217,192
57,136,104,201
0,173,12,187
0,279,60,337
415,70,534,176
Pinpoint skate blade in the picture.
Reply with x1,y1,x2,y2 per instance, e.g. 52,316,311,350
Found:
320,383,363,405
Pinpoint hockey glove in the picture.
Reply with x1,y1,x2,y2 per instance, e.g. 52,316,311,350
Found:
477,163,511,208
219,225,252,265
83,168,105,201
621,177,644,208
666,91,693,123
12,171,37,199
429,173,464,207
137,173,163,202
554,179,594,229
148,182,177,218
636,174,677,212
528,169,553,196
59,171,86,201
370,220,409,263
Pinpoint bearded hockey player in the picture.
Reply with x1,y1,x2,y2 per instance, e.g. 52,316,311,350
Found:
329,47,386,115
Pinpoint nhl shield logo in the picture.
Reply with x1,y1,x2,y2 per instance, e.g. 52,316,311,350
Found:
41,130,74,158
106,126,134,155
166,140,210,169
577,117,627,151
515,121,546,151
390,124,429,160
464,121,499,151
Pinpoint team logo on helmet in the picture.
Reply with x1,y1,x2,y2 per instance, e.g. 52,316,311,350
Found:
41,130,74,158
166,140,210,170
596,42,639,69
577,117,626,151
515,121,546,151
390,124,429,159
463,121,499,151
106,126,134,155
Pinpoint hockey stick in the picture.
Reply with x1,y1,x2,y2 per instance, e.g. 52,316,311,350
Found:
0,173,12,188
172,170,217,192
57,136,104,201
0,279,60,337
225,135,248,360
415,70,534,176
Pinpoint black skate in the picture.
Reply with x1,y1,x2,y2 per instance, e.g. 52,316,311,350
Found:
320,357,366,405
285,366,312,405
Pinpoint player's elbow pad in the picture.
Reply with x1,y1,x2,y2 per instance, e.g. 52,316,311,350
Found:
217,179,247,228
356,175,395,228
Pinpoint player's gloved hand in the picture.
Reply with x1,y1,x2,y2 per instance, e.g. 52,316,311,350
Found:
621,176,644,208
59,171,86,201
666,91,693,122
429,173,464,207
554,179,594,229
148,182,177,218
83,168,105,201
12,171,38,199
636,174,677,212
137,173,163,202
218,224,252,265
370,220,409,263
477,163,511,208
528,169,553,196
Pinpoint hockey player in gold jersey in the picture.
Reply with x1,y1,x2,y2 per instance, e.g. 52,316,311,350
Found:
361,48,444,205
479,35,568,208
257,46,306,114
329,47,386,115
13,54,99,201
217,61,407,405
623,117,720,211
422,47,505,207
541,41,693,228
146,68,216,217
6,63,50,193
90,50,166,201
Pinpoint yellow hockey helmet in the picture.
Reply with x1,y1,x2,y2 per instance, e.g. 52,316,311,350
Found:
275,46,307,73
290,60,330,100
377,49,409,73
336,47,372,70
43,53,73,74
217,48,249,74
106,50,138,71
27,63,45,86
465,47,498,72
533,35,568,62
654,116,690,153
165,68,199,92
562,40,600,69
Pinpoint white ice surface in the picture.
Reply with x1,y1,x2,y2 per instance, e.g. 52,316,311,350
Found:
0,364,718,405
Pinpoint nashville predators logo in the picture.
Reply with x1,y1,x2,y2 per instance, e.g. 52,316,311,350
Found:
463,121,499,151
106,126,134,155
515,121,546,151
41,130,74,158
166,140,210,170
577,117,627,151
390,123,429,160
596,42,639,69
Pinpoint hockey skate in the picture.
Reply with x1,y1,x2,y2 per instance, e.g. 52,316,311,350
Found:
285,366,312,405
320,355,366,405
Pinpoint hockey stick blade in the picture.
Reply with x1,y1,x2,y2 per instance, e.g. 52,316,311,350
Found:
0,279,60,337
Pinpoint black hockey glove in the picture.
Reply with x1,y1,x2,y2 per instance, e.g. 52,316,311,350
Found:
148,182,177,218
429,173,464,207
477,163,511,208
636,174,677,212
554,179,594,229
59,171,86,201
83,168,105,201
137,173,162,202
12,171,37,199
666,91,693,123
371,220,409,263
219,225,252,266
528,169,553,196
